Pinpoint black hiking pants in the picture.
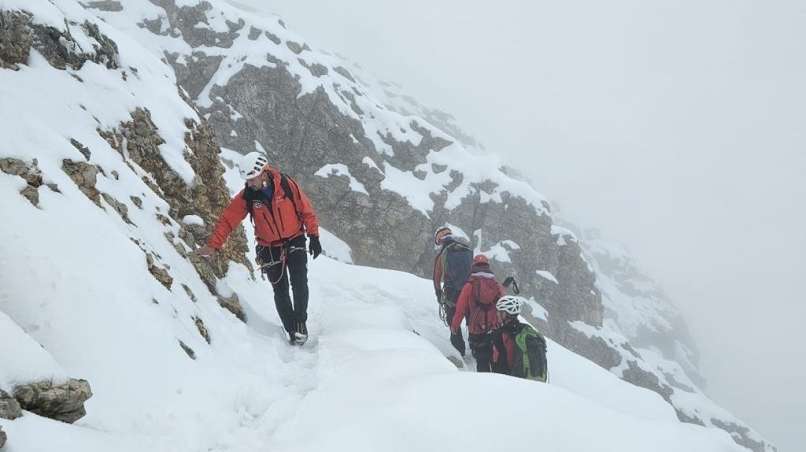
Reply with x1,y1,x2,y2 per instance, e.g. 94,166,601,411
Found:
258,235,309,334
469,333,493,372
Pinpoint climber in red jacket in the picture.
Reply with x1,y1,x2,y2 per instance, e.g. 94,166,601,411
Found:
198,152,322,345
451,255,506,372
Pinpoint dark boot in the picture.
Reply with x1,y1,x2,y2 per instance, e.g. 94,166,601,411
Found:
294,320,308,345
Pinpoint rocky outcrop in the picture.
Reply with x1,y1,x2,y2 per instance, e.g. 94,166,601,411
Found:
0,390,22,420
146,252,173,289
178,340,196,360
0,157,59,206
12,379,93,424
0,9,118,71
83,1,124,12
0,10,32,69
99,108,249,321
144,0,243,48
62,159,102,206
193,316,211,343
711,418,774,452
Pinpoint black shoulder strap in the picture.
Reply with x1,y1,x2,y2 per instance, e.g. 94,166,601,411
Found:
243,183,256,221
280,174,300,216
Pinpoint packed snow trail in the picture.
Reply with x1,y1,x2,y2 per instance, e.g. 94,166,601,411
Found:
2,232,743,452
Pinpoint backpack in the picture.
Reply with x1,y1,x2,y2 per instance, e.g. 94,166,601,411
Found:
467,277,501,334
512,324,548,382
243,173,298,220
441,239,473,292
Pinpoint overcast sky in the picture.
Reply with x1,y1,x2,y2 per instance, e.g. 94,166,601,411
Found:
234,1,805,449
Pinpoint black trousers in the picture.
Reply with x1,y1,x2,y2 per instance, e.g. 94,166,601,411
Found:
469,333,493,372
258,235,309,334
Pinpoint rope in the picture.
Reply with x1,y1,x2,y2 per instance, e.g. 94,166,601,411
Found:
257,240,307,285
257,246,287,285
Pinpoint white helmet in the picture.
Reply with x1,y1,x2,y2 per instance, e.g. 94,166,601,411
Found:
496,295,522,315
240,152,269,179
434,226,451,245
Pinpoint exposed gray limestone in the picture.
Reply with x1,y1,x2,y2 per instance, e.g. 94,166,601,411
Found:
178,340,196,360
82,1,124,12
0,390,22,420
0,10,32,69
193,316,211,343
13,379,93,424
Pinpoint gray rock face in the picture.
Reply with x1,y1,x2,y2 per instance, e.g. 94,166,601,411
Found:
0,390,22,420
62,159,102,206
83,1,124,12
13,379,93,424
0,7,118,70
145,0,242,48
0,10,32,69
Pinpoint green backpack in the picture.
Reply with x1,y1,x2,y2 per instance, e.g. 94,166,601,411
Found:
512,324,548,382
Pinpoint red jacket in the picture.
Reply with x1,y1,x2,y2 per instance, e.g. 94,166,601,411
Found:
208,168,319,249
451,263,505,335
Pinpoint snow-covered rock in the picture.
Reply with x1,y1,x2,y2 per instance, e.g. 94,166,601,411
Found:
13,379,93,424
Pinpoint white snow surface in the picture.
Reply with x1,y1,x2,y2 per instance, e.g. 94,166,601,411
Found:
0,1,761,450
314,163,368,195
318,228,353,264
536,270,559,284
181,215,204,226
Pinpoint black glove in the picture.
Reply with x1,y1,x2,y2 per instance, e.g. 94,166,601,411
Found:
435,287,443,303
450,332,466,357
308,235,322,259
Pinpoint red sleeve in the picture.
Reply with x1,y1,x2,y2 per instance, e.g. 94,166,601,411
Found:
433,250,444,294
207,191,248,249
451,284,471,333
289,178,319,237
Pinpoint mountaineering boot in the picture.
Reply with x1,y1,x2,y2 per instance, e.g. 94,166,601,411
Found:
294,321,308,345
288,330,297,345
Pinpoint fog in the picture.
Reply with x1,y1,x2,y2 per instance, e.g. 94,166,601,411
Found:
231,1,805,449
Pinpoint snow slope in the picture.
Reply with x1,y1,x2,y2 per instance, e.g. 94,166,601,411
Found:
0,1,763,450
1,192,743,451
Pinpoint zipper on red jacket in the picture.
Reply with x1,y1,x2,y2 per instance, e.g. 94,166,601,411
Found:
261,206,280,241
275,196,286,236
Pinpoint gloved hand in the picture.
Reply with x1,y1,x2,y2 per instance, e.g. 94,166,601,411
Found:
308,235,322,259
450,332,466,357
